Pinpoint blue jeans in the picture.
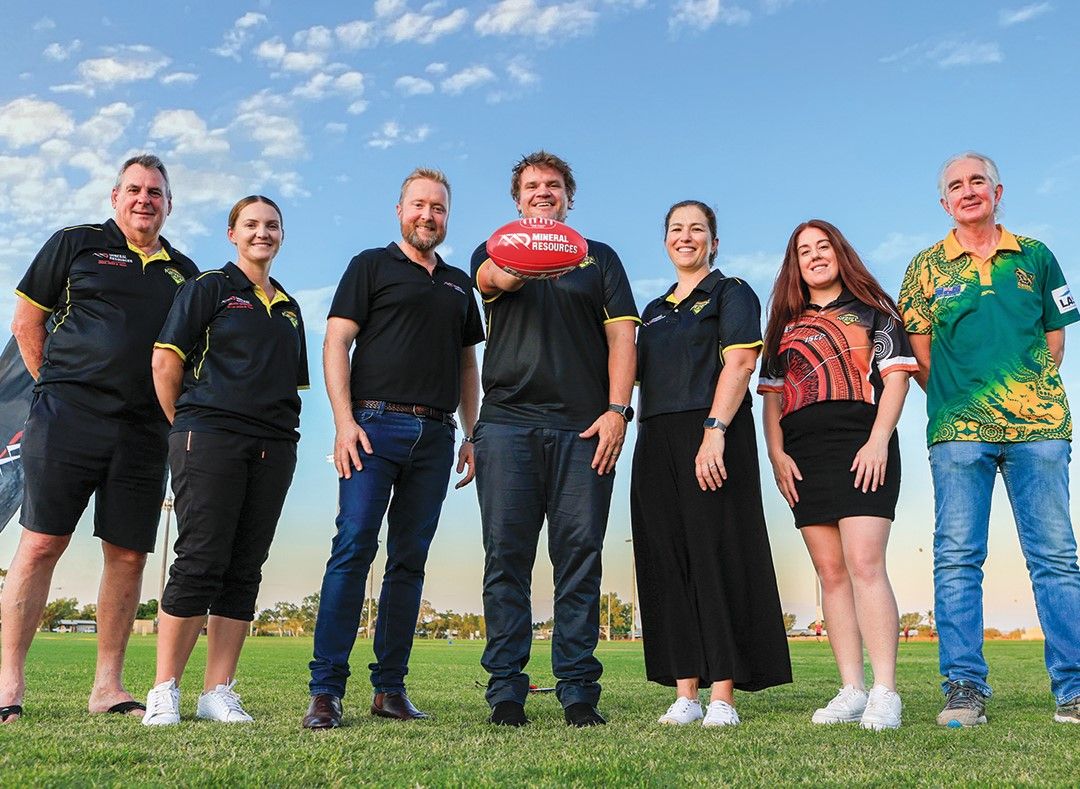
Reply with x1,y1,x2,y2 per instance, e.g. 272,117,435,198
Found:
309,407,454,698
475,422,614,709
930,439,1080,704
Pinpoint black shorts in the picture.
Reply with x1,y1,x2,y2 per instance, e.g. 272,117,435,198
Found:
20,391,168,553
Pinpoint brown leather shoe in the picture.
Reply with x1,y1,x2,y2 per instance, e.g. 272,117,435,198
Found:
302,693,343,729
371,691,429,720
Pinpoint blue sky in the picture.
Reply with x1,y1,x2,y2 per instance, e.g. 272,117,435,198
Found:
1,1,1077,629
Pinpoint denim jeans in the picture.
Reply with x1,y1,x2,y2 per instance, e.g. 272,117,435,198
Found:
475,422,615,709
309,407,454,698
930,439,1080,704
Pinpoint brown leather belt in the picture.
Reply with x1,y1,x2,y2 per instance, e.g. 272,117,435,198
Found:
355,400,457,427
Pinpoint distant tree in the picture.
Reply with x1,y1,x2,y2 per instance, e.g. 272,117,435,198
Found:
416,599,437,638
899,612,923,642
77,604,97,621
136,599,159,619
598,592,632,639
783,613,797,632
40,597,79,631
926,609,935,639
983,627,1003,640
360,598,379,636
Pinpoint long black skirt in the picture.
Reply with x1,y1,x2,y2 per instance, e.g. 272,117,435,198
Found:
629,404,792,691
781,400,901,528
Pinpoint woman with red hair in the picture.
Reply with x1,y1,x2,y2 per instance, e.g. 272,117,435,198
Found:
759,220,917,730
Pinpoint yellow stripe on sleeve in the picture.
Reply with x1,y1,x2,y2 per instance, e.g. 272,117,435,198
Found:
154,342,187,361
15,290,52,313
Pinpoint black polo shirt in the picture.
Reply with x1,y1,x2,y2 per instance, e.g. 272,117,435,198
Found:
329,242,484,413
637,269,762,421
156,263,309,441
471,238,640,431
16,218,198,423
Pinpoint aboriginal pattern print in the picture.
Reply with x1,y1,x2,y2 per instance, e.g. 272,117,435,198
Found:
899,229,1078,445
759,294,917,420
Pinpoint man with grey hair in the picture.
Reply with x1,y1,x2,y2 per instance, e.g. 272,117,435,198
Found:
899,151,1080,726
0,155,198,723
303,167,483,729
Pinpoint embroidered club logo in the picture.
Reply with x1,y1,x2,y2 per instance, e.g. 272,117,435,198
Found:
1015,268,1035,292
282,310,299,328
577,256,595,269
837,312,859,325
93,252,128,267
221,296,254,310
163,267,186,285
690,299,710,315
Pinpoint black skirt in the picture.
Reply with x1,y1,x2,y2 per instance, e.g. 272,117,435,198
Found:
630,405,792,691
781,400,901,528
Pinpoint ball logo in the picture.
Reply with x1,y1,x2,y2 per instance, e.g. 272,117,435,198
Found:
497,233,534,249
486,217,588,281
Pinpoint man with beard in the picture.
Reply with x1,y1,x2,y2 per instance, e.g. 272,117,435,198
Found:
303,168,483,729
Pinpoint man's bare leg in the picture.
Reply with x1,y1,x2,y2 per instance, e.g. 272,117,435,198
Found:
0,530,71,723
88,541,147,716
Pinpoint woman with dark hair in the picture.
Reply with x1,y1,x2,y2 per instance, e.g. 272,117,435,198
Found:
142,195,308,726
632,200,791,728
759,219,917,730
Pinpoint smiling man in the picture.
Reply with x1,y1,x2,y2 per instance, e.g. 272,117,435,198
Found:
471,151,639,727
899,151,1080,726
303,168,483,730
0,155,198,724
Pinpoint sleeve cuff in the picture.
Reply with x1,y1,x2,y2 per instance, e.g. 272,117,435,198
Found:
154,342,187,361
15,290,52,313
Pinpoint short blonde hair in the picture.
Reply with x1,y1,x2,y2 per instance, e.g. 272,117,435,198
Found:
399,167,451,205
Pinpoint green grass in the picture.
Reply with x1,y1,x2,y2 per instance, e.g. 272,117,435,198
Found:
1,636,1076,787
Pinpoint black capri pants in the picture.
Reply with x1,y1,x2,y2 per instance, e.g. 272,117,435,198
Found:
161,430,297,621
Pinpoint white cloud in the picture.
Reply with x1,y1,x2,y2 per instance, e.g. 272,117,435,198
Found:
881,39,1004,69
0,97,74,148
870,232,936,266
293,285,337,333
325,122,347,134
441,65,496,94
292,71,365,100
631,277,671,302
32,17,55,31
507,57,538,85
347,100,369,115
237,89,291,115
294,25,335,50
475,0,599,37
43,40,81,61
282,50,326,72
255,37,288,63
214,12,268,59
999,2,1052,26
396,75,435,95
760,0,797,12
76,102,134,147
386,8,469,44
71,45,171,93
375,0,407,17
148,109,230,156
161,72,198,86
336,19,378,48
426,62,448,74
367,121,431,149
669,0,751,31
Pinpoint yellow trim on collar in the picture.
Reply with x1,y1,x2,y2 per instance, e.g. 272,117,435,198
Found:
253,283,289,310
942,225,1021,261
126,240,171,269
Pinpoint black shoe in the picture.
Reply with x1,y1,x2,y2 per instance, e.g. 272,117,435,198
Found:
489,700,529,727
302,694,343,729
564,702,606,727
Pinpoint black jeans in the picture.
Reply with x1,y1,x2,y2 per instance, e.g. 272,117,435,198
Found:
475,422,614,708
161,431,297,621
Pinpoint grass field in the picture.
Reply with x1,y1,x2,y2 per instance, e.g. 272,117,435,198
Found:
0,636,1076,787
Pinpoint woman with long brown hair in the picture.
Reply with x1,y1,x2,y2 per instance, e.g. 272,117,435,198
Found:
759,219,917,730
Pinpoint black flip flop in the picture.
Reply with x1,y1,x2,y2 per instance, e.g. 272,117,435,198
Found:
0,704,23,722
106,700,146,715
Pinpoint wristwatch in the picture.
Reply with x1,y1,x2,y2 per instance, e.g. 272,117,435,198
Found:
702,417,728,432
608,403,634,422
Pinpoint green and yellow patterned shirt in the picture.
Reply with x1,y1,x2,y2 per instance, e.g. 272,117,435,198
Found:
899,226,1078,445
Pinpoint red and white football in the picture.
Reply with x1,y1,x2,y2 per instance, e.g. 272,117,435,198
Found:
485,217,588,280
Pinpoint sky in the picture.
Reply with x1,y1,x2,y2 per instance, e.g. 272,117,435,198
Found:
0,0,1078,630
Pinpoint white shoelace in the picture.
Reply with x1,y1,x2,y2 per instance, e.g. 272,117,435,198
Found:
213,680,246,715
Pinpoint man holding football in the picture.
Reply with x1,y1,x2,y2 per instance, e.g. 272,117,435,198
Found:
471,151,639,727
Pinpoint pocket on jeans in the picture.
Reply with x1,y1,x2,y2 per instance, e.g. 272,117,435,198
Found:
355,408,378,425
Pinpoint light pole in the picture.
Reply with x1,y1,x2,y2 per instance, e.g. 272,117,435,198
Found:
626,538,637,641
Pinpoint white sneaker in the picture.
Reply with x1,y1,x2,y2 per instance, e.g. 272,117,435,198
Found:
196,679,254,723
860,685,902,730
143,678,180,726
658,696,703,725
812,685,868,724
702,700,740,727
